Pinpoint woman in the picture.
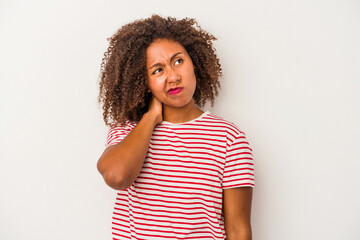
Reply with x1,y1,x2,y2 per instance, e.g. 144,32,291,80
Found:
97,15,255,239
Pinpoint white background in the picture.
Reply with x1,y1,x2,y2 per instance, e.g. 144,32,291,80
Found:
1,0,359,239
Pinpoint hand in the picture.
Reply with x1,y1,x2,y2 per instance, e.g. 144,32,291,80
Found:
147,95,163,125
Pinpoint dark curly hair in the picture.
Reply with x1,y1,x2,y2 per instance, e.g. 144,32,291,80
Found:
98,14,222,127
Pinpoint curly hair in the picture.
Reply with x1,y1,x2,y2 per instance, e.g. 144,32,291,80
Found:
98,14,222,127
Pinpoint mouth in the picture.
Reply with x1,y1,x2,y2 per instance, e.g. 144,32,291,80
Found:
168,87,183,95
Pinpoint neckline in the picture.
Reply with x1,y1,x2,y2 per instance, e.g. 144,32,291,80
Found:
161,110,210,125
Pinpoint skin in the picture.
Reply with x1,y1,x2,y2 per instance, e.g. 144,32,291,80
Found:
223,187,253,240
98,38,252,239
146,38,203,123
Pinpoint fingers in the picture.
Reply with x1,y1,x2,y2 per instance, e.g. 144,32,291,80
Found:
147,96,163,124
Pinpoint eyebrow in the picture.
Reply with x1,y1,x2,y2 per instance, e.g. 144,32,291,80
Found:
148,52,183,70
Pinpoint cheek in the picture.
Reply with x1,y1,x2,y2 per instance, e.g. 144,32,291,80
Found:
186,68,197,88
148,77,164,93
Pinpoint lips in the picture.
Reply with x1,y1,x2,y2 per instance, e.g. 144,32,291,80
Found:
168,87,183,95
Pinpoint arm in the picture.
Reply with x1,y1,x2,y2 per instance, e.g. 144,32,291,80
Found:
223,187,253,240
97,96,162,190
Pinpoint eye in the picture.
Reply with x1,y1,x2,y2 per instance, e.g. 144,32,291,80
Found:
174,58,183,65
152,68,163,75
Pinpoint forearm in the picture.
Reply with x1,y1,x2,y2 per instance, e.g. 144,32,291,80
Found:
97,112,158,190
223,187,253,240
226,227,252,240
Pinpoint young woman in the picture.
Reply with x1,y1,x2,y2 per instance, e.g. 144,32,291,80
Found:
97,15,255,240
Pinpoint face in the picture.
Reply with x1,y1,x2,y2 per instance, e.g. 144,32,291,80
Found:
146,39,197,109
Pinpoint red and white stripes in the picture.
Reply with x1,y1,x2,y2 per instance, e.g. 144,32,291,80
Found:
105,111,254,239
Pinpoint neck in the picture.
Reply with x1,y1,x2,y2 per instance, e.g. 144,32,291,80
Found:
162,99,204,124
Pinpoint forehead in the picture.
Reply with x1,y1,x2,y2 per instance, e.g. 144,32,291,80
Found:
146,39,187,64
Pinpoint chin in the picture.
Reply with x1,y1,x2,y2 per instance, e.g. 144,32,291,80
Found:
164,99,194,108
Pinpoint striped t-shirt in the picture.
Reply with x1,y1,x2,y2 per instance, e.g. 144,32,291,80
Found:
105,111,255,239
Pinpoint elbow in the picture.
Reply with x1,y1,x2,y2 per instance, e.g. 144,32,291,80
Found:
102,170,131,190
97,161,131,190
97,152,133,190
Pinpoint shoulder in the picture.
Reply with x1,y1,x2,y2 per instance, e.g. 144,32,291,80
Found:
105,120,138,148
205,112,246,136
205,112,250,149
108,119,138,132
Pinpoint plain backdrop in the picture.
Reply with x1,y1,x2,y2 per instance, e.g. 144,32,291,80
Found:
1,0,359,239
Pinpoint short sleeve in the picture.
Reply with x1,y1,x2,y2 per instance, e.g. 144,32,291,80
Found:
105,121,136,149
222,130,255,189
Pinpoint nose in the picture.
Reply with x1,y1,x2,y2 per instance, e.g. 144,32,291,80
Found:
166,67,180,83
